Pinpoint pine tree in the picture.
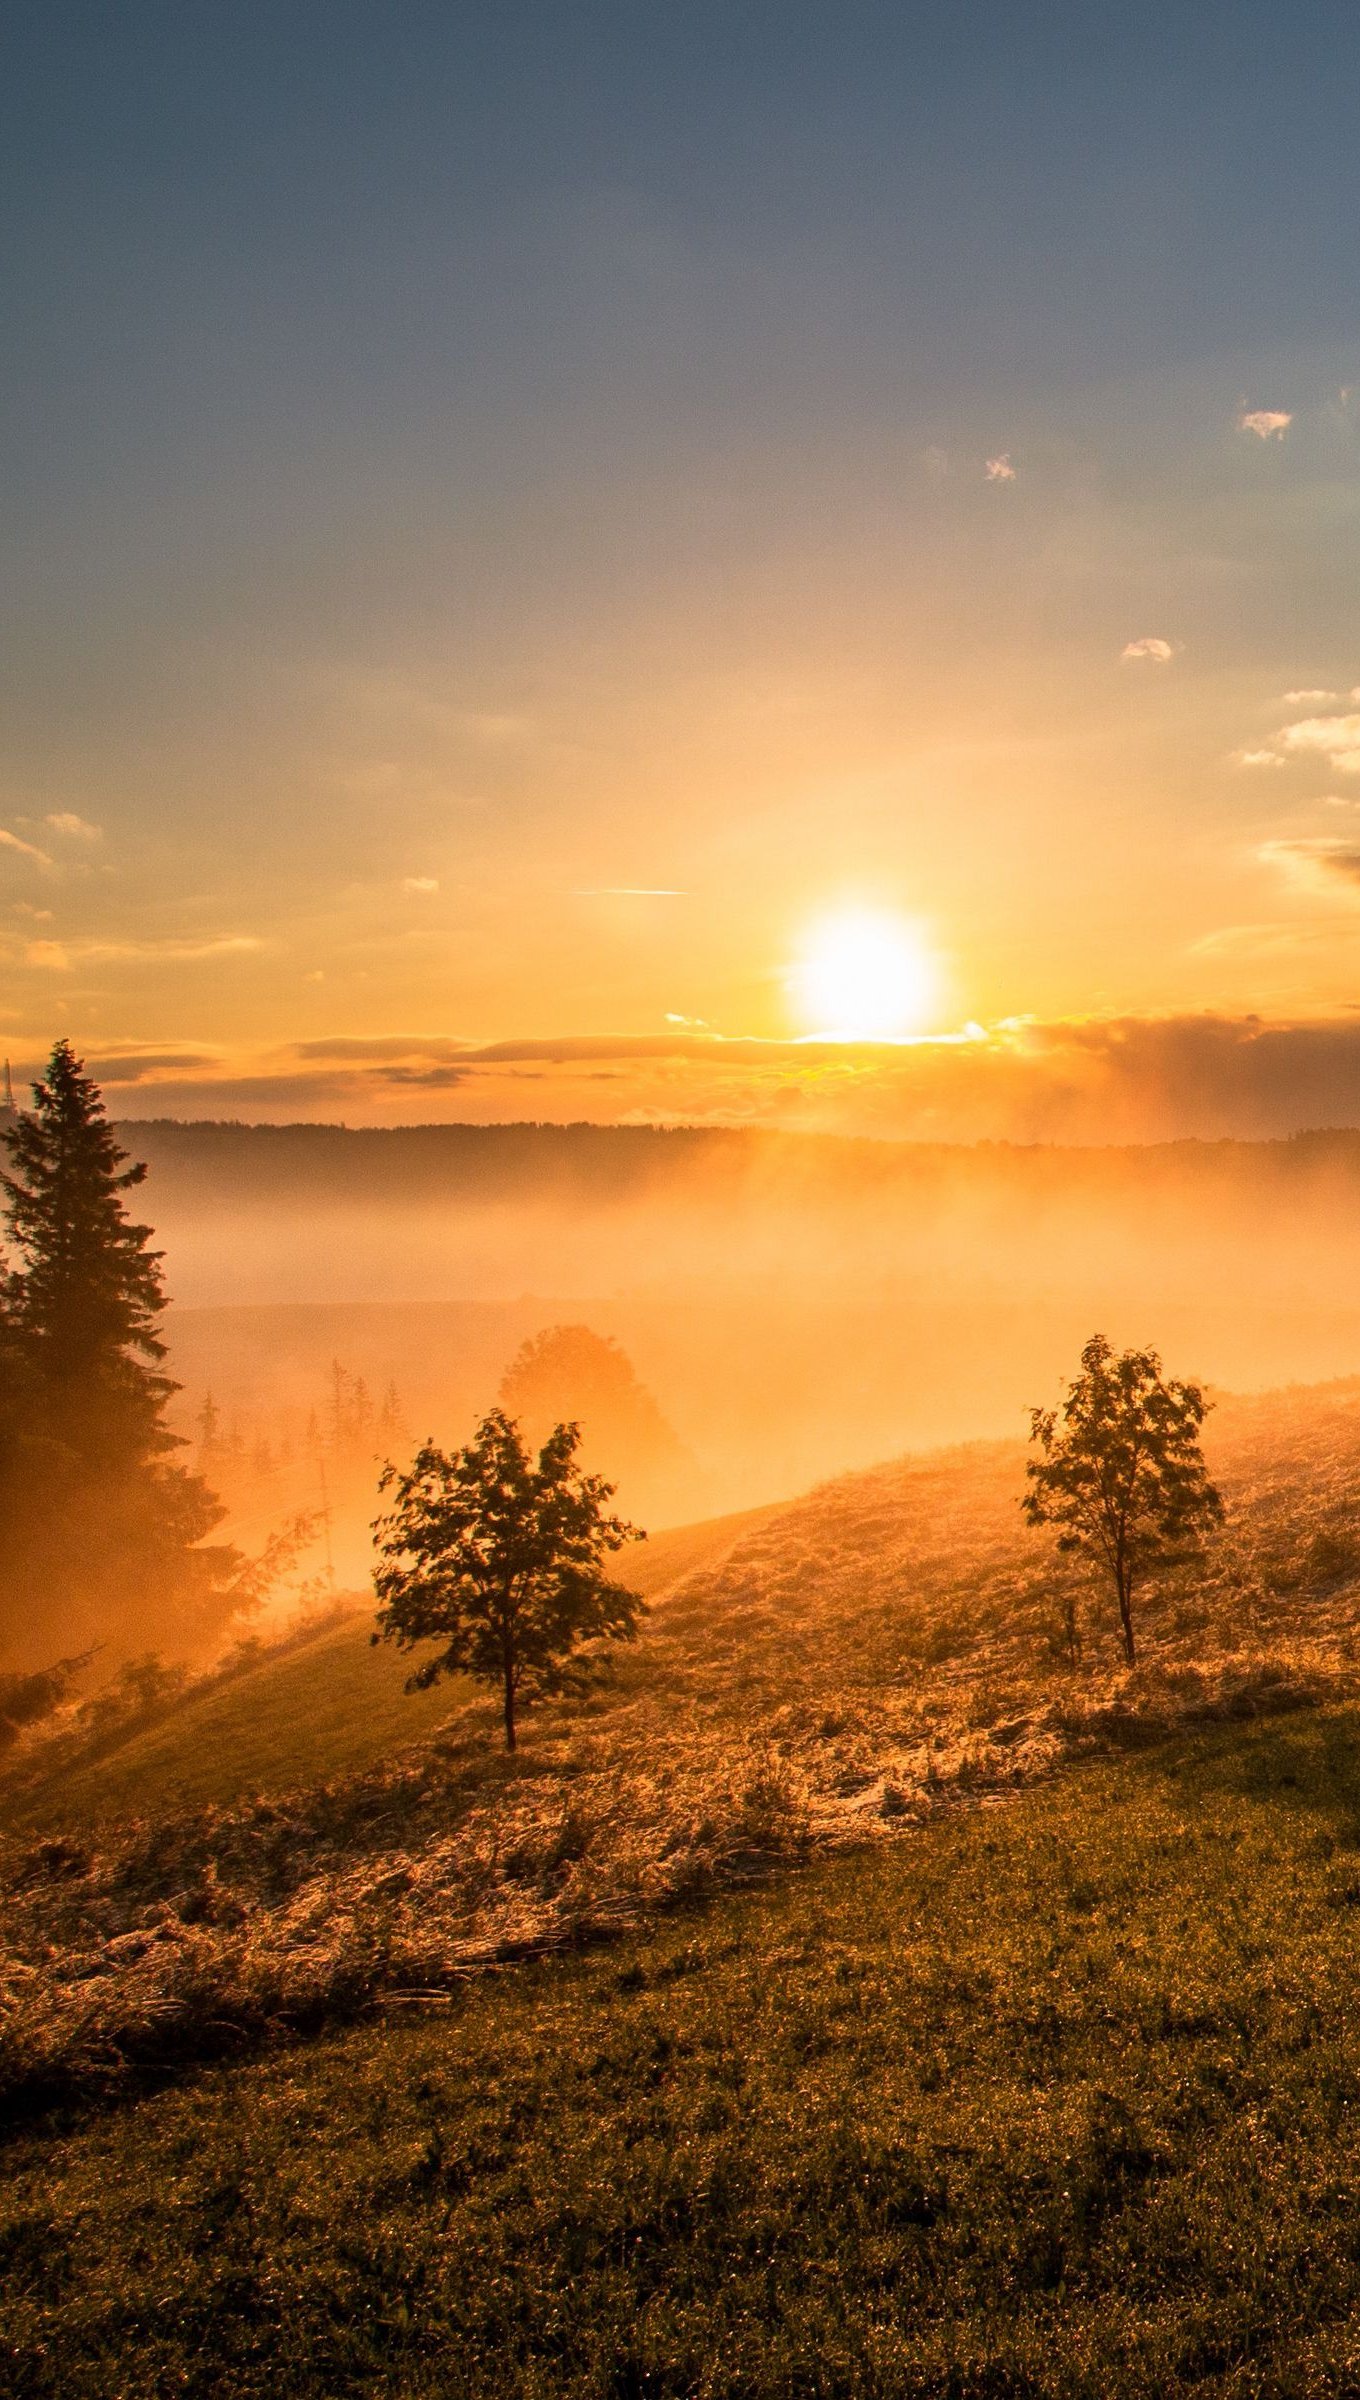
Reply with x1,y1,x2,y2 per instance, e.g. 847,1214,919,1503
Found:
0,1040,236,1663
2,1041,172,1464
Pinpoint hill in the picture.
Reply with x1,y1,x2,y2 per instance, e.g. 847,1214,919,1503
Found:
0,1506,780,1828
6,1376,1360,2124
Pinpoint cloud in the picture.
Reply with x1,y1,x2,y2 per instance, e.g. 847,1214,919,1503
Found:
984,454,1016,483
88,1051,218,1083
295,1036,470,1064
1284,689,1339,705
0,827,52,867
44,812,102,841
76,1010,1360,1144
1233,749,1285,770
1120,637,1176,664
368,1063,470,1088
401,876,439,894
21,934,263,972
1278,713,1360,775
1258,836,1360,895
1238,409,1292,439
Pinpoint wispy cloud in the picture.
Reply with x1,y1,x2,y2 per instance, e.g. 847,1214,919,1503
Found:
1258,836,1360,894
1238,408,1292,439
88,1050,218,1083
295,1036,470,1064
984,453,1016,483
401,876,439,894
1121,637,1176,664
22,934,263,972
1233,749,1286,770
0,827,52,867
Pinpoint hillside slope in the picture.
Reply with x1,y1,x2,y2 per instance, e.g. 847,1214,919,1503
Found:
0,1504,784,1828
5,1378,1360,2115
8,1705,1360,2396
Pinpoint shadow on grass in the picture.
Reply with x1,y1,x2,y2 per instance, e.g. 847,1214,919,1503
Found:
1148,1700,1360,1849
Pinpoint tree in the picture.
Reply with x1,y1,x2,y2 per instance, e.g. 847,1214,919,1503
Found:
1023,1334,1224,1665
0,1041,236,1663
498,1324,692,1513
3,1040,173,1462
372,1408,645,1749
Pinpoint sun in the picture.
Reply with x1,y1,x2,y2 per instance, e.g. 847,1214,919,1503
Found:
790,907,937,1040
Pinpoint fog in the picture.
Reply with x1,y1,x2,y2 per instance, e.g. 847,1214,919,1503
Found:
131,1121,1360,1595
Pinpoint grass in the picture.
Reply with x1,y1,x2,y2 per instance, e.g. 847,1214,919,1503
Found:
8,1615,470,1824
0,1504,777,1830
9,1706,1360,2394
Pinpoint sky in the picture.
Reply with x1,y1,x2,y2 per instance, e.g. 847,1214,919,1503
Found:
5,1,1360,1138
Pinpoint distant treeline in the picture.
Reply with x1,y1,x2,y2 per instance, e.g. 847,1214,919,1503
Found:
111,1116,1360,1213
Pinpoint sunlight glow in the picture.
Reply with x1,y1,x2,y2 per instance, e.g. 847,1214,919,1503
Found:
791,908,938,1040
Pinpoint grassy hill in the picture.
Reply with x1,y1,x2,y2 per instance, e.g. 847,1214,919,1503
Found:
9,1381,1360,2385
7,1376,1360,2133
0,1504,782,1830
7,1703,1360,2395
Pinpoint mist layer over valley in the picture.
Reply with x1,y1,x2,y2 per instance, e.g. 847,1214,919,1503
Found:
129,1119,1360,1587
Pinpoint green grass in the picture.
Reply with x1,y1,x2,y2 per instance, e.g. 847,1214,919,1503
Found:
1,1506,775,1830
8,1705,1360,2396
10,1613,472,1824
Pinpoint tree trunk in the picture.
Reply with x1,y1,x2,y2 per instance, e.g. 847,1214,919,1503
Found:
1116,1566,1136,1664
503,1666,516,1751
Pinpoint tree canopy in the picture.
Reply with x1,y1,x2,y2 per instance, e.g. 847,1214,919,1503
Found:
497,1324,692,1515
1023,1333,1224,1664
372,1407,645,1749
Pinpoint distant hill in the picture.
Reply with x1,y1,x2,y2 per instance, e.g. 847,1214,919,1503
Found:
110,1111,1360,1217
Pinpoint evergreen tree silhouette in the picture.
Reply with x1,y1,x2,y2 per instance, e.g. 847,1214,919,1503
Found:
0,1041,236,1663
3,1040,174,1465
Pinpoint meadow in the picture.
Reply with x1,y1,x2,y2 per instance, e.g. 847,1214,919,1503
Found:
7,1708,1360,2395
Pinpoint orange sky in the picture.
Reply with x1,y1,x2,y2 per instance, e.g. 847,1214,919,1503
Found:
6,11,1360,1141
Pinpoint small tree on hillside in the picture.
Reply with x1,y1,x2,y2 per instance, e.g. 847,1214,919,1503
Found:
1023,1334,1224,1665
372,1408,645,1749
